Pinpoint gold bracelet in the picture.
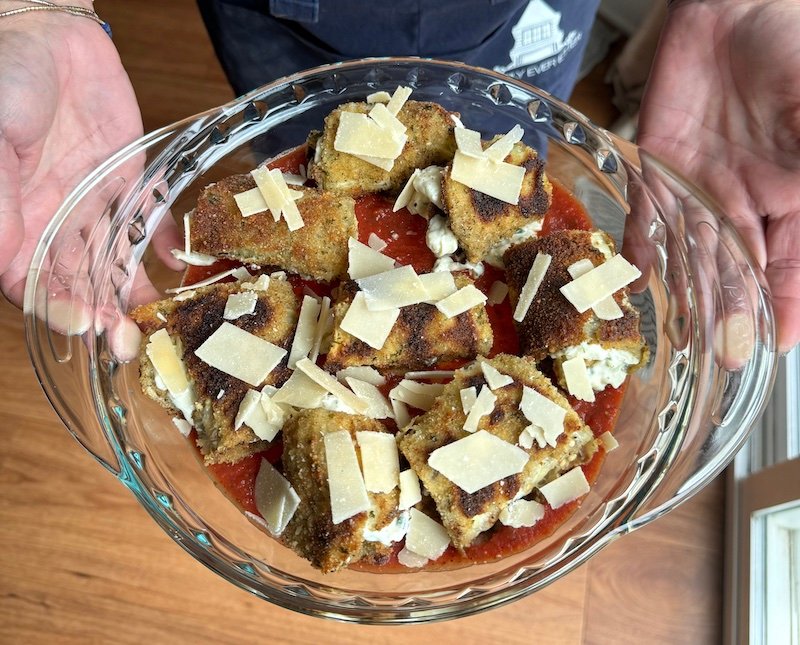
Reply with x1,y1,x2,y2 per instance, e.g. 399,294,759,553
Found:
0,0,111,36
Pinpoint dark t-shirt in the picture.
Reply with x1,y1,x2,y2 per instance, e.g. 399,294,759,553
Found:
198,0,599,100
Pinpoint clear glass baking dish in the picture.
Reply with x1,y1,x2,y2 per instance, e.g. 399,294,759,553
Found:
24,58,778,623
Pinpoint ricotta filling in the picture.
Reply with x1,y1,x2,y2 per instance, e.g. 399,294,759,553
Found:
484,220,543,268
554,342,639,390
432,255,485,277
364,510,410,545
426,214,459,257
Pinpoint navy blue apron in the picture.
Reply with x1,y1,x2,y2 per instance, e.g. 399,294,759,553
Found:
197,0,599,101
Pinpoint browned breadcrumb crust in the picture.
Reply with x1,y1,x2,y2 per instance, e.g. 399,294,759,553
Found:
323,274,493,372
308,100,457,195
442,140,553,263
504,230,649,373
190,174,357,282
397,354,596,551
130,277,298,464
280,409,398,573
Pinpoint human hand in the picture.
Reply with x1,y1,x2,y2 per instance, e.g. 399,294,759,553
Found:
0,9,181,355
637,0,800,353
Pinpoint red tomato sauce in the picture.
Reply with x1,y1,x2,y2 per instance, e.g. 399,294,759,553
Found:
182,149,625,572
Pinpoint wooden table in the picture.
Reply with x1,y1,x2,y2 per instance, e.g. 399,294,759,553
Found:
0,297,723,643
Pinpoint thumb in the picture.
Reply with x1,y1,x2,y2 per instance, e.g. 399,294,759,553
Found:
0,139,23,282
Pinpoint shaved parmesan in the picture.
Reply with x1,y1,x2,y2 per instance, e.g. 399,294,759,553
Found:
389,381,437,411
398,469,422,510
399,380,444,397
334,111,406,160
435,284,487,319
567,259,623,320
393,169,421,212
324,431,371,524
170,248,217,266
561,356,596,402
518,428,534,449
391,398,411,430
233,187,268,217
450,150,526,204
271,370,326,408
295,358,369,414
166,268,238,294
539,467,590,508
519,386,566,448
513,252,552,322
354,153,394,171
368,102,406,138
234,388,284,442
356,431,400,493
309,295,332,361
463,385,497,433
454,127,485,159
420,271,457,302
356,265,428,311
281,172,306,186
146,329,191,396
499,499,545,528
194,322,286,387
223,291,258,320
429,430,529,494
345,378,393,419
487,280,509,305
348,237,395,280
367,233,387,251
251,166,289,218
232,267,253,281
398,547,429,568
484,124,524,163
560,254,641,313
339,292,400,350
254,458,300,536
172,418,192,437
480,361,514,390
336,365,385,386
460,386,478,414
404,370,455,380
366,90,391,103
599,431,619,452
241,274,270,291
405,508,450,560
288,295,321,369
385,85,412,116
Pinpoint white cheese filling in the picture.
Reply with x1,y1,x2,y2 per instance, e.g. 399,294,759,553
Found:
484,220,543,268
554,341,639,390
432,255,485,277
425,214,459,257
363,510,410,545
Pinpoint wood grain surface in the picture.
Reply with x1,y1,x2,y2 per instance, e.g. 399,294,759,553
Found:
0,2,723,642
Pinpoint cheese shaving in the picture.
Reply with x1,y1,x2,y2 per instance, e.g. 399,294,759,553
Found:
450,150,526,205
435,284,487,319
295,358,369,414
428,430,529,494
339,292,400,350
538,467,590,508
405,508,450,560
567,258,623,320
398,469,422,510
254,458,300,536
561,355,596,402
463,385,496,433
288,295,321,369
324,430,371,524
480,361,514,390
356,431,400,493
165,268,237,294
194,322,287,387
513,252,552,322
560,254,641,314
348,237,395,280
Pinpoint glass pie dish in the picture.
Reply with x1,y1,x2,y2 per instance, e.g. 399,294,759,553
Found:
24,58,778,623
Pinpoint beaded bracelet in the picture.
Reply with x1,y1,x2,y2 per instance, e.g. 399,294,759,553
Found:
0,0,111,36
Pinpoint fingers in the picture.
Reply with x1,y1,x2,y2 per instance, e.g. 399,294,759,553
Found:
151,210,185,272
0,140,24,281
765,213,800,353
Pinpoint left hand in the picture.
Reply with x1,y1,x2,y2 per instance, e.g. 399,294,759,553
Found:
637,0,800,353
